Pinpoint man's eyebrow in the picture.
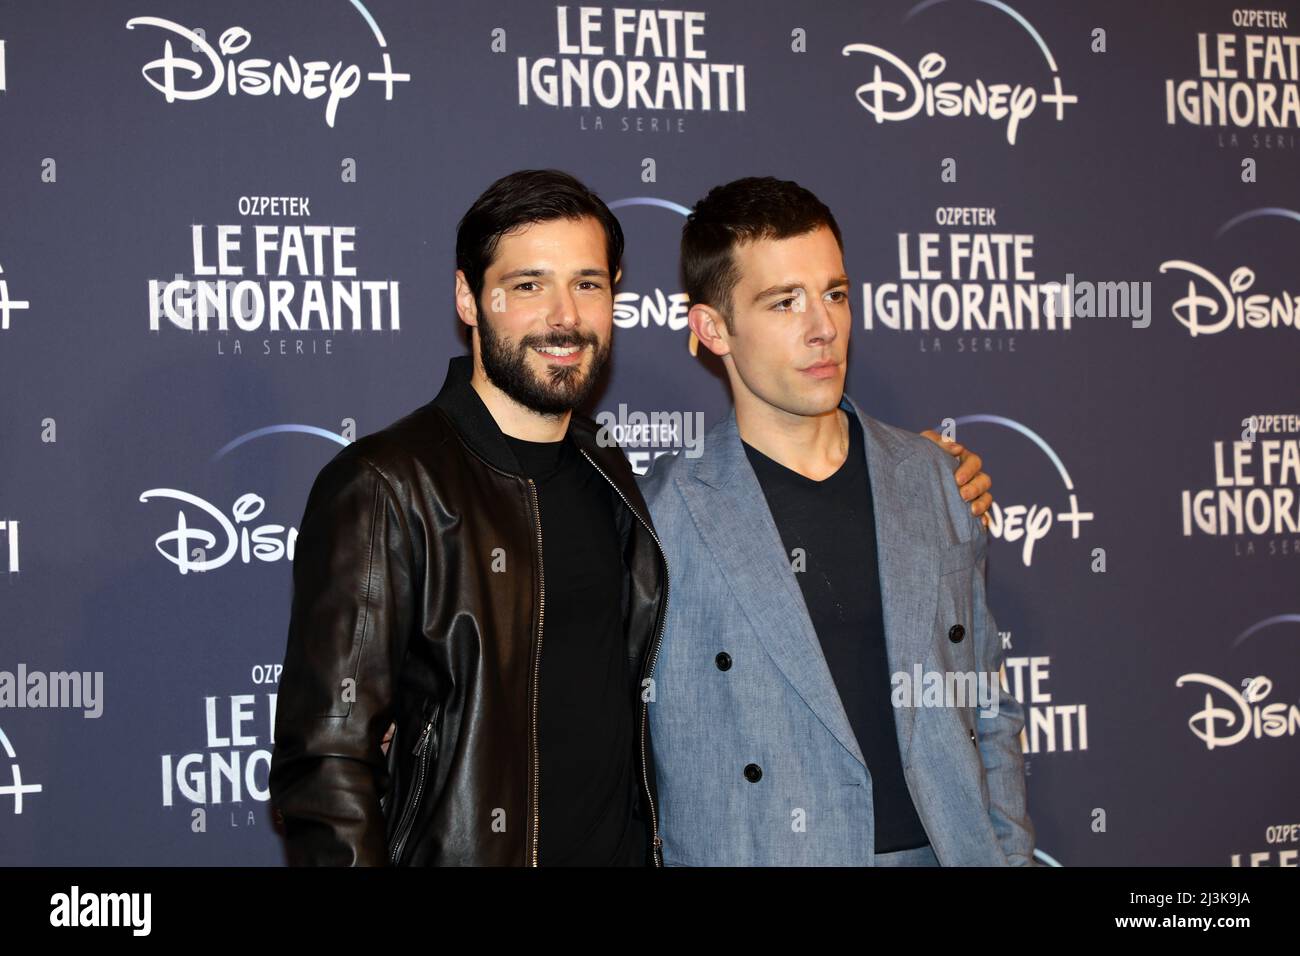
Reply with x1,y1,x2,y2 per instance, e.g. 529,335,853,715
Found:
752,275,851,303
497,267,611,281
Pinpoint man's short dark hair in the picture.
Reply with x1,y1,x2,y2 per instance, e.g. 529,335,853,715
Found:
681,176,844,334
455,168,625,310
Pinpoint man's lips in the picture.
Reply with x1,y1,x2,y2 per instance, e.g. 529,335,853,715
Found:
531,343,588,365
800,359,841,379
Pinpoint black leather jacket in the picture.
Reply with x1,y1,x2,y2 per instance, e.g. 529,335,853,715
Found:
268,355,668,866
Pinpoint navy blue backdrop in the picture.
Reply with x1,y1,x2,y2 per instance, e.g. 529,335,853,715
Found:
1,0,1297,866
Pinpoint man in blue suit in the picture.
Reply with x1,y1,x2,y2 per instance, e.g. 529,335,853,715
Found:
639,177,1034,866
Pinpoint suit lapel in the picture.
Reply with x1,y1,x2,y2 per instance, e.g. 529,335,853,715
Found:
847,394,941,768
677,409,867,770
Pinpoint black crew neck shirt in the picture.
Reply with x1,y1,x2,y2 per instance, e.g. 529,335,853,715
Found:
503,429,646,866
742,410,930,853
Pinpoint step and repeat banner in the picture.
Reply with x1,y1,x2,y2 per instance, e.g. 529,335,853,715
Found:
0,0,1297,867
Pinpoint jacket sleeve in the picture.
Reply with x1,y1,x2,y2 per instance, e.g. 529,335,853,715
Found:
269,449,414,866
968,515,1037,866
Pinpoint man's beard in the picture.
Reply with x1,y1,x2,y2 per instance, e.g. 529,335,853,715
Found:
476,312,610,416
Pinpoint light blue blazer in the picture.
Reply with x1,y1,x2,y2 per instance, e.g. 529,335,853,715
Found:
637,394,1035,866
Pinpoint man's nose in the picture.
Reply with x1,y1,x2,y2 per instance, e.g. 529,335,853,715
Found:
548,286,579,330
805,296,837,345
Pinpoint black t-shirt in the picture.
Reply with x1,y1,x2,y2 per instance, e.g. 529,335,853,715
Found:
504,429,647,866
743,410,930,853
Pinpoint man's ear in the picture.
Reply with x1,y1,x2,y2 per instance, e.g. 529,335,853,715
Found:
454,270,478,329
613,266,622,286
688,303,731,357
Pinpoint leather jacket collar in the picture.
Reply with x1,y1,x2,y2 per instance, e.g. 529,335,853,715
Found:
430,354,526,475
430,354,657,532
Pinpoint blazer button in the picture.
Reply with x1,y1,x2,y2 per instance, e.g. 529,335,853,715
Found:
948,624,966,643
715,652,732,671
969,728,977,746
743,763,763,783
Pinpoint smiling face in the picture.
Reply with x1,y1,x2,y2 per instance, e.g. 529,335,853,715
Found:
696,224,851,421
457,215,616,416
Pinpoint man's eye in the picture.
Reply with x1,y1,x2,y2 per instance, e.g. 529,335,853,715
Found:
577,280,605,291
774,297,795,311
826,290,848,303
513,281,538,292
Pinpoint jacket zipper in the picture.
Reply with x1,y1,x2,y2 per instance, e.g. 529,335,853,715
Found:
526,478,545,867
389,707,437,865
579,449,670,868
